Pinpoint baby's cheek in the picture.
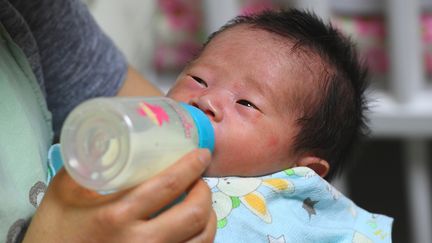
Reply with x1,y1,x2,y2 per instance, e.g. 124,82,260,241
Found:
266,136,280,148
187,93,196,101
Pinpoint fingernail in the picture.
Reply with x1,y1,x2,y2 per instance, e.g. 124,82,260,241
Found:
198,149,211,166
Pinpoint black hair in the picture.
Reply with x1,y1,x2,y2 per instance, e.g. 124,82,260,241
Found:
203,9,369,180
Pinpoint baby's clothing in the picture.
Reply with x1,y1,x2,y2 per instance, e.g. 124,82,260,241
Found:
204,167,393,243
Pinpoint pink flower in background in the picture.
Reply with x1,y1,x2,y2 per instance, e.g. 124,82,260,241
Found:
154,0,204,72
356,16,386,38
363,47,388,74
334,16,388,75
240,0,275,15
177,41,201,64
158,0,201,33
153,40,201,72
422,14,432,43
332,13,432,77
422,14,432,74
424,53,432,73
154,45,175,72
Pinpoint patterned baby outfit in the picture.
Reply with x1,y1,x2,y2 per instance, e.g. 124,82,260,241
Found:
204,167,393,243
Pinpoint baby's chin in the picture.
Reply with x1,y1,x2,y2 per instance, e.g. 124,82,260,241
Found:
202,166,222,177
202,163,234,177
201,155,242,177
202,152,283,177
202,159,292,178
202,163,261,177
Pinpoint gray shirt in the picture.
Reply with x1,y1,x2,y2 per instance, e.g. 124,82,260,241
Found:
2,0,127,137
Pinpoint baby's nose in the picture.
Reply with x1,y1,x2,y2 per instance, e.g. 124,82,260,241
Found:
190,97,223,122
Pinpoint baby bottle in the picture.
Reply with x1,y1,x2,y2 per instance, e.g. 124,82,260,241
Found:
60,97,214,193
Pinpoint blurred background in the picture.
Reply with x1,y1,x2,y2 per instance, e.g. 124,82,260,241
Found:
82,0,432,242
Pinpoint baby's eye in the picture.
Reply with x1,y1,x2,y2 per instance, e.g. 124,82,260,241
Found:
192,76,208,87
237,99,259,110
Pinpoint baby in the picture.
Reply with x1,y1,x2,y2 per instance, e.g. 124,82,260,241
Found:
168,9,364,180
167,9,393,243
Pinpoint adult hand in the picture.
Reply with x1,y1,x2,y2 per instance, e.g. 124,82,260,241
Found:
23,149,216,243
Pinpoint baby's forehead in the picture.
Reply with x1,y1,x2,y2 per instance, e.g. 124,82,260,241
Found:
215,25,329,75
201,25,328,113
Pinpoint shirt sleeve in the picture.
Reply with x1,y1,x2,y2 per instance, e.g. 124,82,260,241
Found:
10,0,128,137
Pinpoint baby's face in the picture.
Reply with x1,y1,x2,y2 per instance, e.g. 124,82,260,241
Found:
168,25,307,177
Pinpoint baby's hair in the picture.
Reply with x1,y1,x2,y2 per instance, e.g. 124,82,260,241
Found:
203,9,369,180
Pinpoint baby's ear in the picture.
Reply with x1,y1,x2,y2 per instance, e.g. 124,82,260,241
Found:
296,157,329,177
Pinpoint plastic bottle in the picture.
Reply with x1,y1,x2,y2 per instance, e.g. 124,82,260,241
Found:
60,97,214,193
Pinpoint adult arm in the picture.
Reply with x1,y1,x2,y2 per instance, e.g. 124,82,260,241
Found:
118,66,162,97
